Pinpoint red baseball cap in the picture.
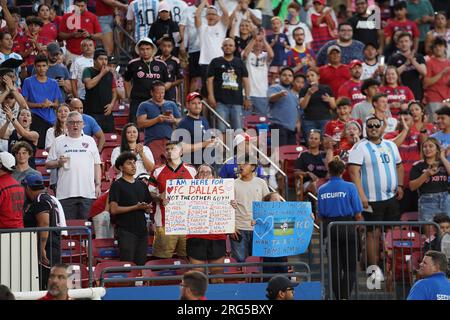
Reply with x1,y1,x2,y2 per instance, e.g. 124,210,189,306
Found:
349,60,363,69
313,0,326,5
186,92,202,102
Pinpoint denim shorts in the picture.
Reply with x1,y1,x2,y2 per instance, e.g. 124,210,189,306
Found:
98,15,114,33
418,191,450,222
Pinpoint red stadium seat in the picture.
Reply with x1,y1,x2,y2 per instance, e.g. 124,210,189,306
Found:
243,256,263,282
143,258,188,286
94,261,139,287
63,220,92,243
68,263,90,288
92,238,120,264
223,257,245,283
114,115,129,134
34,149,48,166
278,145,305,192
61,239,87,264
243,115,269,130
103,133,121,148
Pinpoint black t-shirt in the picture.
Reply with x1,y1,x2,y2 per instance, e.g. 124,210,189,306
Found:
156,55,183,102
409,160,449,194
148,19,180,56
109,178,152,236
347,14,380,47
207,56,248,105
234,35,252,57
84,67,114,115
23,193,61,262
123,58,169,100
295,151,328,182
299,84,334,120
387,52,425,100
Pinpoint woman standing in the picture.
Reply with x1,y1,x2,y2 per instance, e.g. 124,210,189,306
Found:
379,66,415,117
410,137,450,222
408,101,435,136
230,19,253,57
111,123,155,178
37,4,58,44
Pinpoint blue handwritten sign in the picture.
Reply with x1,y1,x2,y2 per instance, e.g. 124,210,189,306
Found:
252,202,314,257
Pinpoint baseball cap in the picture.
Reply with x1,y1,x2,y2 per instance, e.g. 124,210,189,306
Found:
21,173,45,190
266,275,298,296
327,45,341,55
313,0,326,4
108,56,119,65
186,92,202,102
158,1,171,12
136,173,151,181
0,58,23,70
94,48,108,60
364,42,379,50
0,152,16,171
135,37,157,55
47,42,62,56
349,59,362,69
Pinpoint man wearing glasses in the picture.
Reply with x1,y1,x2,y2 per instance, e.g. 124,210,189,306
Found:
316,22,365,66
266,275,297,300
348,116,404,267
46,111,102,220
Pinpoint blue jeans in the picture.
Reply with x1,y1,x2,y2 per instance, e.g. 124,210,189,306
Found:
244,97,269,117
216,103,243,132
98,15,114,33
230,230,253,262
418,192,450,222
302,119,329,140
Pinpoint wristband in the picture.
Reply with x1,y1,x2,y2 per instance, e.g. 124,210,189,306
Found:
10,117,16,123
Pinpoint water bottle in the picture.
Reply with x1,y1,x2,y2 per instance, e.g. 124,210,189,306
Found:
441,233,450,260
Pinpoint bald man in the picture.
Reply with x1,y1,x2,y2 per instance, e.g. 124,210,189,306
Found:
206,38,251,132
69,98,106,152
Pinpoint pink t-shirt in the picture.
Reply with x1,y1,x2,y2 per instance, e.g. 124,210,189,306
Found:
424,56,450,103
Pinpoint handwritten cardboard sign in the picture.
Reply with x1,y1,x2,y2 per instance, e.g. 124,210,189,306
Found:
252,202,314,257
165,179,235,235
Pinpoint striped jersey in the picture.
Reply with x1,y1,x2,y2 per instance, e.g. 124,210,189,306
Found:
164,0,189,24
348,139,402,202
127,0,159,41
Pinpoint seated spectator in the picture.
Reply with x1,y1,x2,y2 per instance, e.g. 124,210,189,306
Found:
431,107,450,161
155,37,183,102
408,101,435,135
410,137,450,222
379,66,415,117
307,0,338,53
387,32,427,101
231,154,270,262
351,78,381,123
361,42,384,81
266,17,289,76
424,11,450,59
180,270,209,300
148,1,181,57
299,68,336,139
187,164,226,283
37,4,58,44
68,98,106,153
111,123,155,179
230,19,253,58
70,39,94,102
286,27,316,75
242,28,273,116
337,59,365,107
318,45,351,96
423,37,450,120
423,213,450,252
406,0,435,53
39,264,70,300
384,1,420,53
22,54,62,149
109,151,153,266
82,48,117,133
285,2,313,49
0,107,38,168
0,151,24,229
266,275,297,300
295,130,328,196
136,81,181,166
11,141,39,183
316,22,365,66
46,111,102,220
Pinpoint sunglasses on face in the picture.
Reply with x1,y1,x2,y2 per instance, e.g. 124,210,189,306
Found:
367,123,381,129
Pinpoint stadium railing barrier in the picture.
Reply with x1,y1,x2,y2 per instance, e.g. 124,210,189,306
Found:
323,221,440,300
13,287,106,300
0,226,94,291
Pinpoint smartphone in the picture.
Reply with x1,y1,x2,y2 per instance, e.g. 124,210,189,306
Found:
55,76,62,80
77,29,84,33
379,55,385,66
164,110,173,116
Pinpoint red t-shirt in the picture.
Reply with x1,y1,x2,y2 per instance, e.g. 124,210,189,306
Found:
324,118,361,142
59,11,102,55
39,292,69,300
52,16,63,26
0,174,25,229
379,85,415,117
384,19,420,39
337,79,365,106
424,56,450,103
319,64,351,97
96,0,114,16
16,33,49,66
39,22,58,44
11,28,26,54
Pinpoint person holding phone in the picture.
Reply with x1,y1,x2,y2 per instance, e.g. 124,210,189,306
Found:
409,137,450,223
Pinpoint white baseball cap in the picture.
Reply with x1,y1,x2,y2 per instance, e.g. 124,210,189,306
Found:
135,37,157,55
158,1,171,12
0,151,15,171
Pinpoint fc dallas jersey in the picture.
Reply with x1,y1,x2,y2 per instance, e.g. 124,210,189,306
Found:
337,79,365,106
379,85,415,117
324,118,360,142
149,162,197,226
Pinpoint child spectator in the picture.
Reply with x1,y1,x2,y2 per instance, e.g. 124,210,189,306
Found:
307,0,338,53
424,11,450,59
285,2,313,49
148,1,181,57
17,17,45,74
266,17,289,74
351,78,381,123
155,37,183,102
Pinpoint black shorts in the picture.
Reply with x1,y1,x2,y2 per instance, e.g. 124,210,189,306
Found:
187,238,226,261
363,197,400,222
188,51,201,78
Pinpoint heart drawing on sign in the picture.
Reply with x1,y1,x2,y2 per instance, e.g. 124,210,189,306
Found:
167,186,174,194
254,216,274,239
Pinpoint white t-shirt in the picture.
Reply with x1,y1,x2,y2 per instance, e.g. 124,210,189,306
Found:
110,146,155,179
198,21,228,65
245,51,269,97
70,56,93,100
285,21,313,48
47,134,101,200
164,0,189,24
179,6,207,53
361,61,379,81
0,102,20,151
234,177,270,231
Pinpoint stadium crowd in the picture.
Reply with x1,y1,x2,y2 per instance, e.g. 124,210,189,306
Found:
0,0,449,300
